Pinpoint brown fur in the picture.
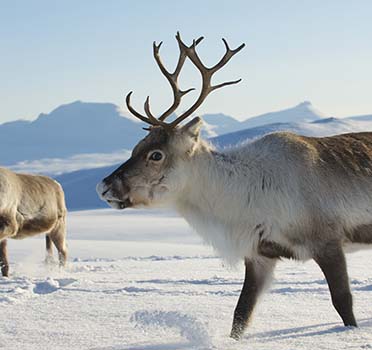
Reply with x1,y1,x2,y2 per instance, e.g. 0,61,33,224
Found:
347,224,372,244
0,167,67,276
308,132,372,175
258,240,296,260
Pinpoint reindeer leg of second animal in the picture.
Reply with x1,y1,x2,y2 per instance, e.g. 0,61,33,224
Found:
0,239,9,277
49,217,67,267
44,234,54,265
230,257,277,340
314,242,357,327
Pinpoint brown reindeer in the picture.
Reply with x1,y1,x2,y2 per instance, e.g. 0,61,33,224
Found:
0,167,67,277
97,33,372,339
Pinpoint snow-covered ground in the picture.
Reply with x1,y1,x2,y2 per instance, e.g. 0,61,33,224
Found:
1,209,372,350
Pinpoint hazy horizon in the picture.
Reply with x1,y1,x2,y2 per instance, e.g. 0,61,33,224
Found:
1,0,371,123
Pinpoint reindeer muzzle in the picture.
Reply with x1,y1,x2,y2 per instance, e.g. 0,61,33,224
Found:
96,177,132,210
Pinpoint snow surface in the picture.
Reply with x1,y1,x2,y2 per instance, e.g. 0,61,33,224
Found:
1,209,372,350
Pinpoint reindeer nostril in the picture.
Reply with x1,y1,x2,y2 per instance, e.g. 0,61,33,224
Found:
102,188,109,196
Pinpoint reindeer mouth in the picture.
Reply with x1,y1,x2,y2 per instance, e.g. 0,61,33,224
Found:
107,198,132,210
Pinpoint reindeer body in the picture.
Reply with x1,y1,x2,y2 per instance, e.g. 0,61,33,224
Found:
176,131,372,264
0,167,67,276
97,33,372,340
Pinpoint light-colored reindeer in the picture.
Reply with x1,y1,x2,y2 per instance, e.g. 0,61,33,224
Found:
0,167,67,277
97,32,372,339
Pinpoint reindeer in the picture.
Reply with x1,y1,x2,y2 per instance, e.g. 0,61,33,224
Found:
0,167,67,277
97,32,372,339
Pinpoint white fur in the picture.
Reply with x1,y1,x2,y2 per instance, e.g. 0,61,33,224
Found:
168,131,372,263
98,125,372,264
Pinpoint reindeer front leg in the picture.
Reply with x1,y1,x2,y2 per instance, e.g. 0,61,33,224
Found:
313,241,357,327
231,257,277,340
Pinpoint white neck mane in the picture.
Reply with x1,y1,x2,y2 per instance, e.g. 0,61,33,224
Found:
174,142,293,263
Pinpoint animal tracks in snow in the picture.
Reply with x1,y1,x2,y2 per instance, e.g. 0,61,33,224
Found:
3,255,372,304
33,277,77,294
1,250,372,350
0,276,78,303
131,310,214,350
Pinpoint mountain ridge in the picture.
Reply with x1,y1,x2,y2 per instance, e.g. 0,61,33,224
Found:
0,100,326,165
55,115,372,210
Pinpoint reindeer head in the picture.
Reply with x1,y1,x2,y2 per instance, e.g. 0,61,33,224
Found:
97,32,244,209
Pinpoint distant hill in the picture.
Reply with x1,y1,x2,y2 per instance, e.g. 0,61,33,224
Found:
4,99,372,210
240,101,324,129
345,114,372,122
0,100,327,166
56,116,372,211
55,164,117,210
212,117,357,148
0,101,146,165
202,113,241,136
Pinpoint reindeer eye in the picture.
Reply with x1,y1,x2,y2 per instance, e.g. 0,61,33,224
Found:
149,151,163,161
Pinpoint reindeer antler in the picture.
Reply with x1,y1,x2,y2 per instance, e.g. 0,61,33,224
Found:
125,32,245,129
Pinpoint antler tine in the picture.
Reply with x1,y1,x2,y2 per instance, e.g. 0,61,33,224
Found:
143,96,156,120
175,33,206,74
125,91,156,125
175,31,204,51
211,78,242,91
153,33,202,122
210,39,246,74
169,38,245,128
144,96,170,129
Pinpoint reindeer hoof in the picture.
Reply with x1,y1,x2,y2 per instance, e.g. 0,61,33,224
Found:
44,256,56,265
1,267,9,277
230,325,244,340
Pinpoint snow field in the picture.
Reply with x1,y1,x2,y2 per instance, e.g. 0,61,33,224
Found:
0,209,371,350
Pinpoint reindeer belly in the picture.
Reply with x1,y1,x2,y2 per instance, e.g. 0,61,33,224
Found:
342,223,372,253
346,224,372,244
14,215,57,239
180,209,260,263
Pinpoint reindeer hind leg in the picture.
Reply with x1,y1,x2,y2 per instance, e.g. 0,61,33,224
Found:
0,240,9,277
48,217,67,267
44,234,55,265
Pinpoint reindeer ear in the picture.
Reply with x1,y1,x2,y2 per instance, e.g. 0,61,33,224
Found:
181,117,203,139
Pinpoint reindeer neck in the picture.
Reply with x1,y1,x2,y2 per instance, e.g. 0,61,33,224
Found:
173,144,267,262
175,145,261,222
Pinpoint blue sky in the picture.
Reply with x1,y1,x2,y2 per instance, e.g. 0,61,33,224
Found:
1,0,371,123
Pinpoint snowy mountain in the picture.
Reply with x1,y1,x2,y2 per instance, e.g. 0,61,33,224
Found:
4,99,372,210
212,117,365,148
240,101,325,129
201,113,242,137
0,102,241,166
55,164,117,210
0,101,146,165
0,101,323,166
56,116,372,210
345,114,372,122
